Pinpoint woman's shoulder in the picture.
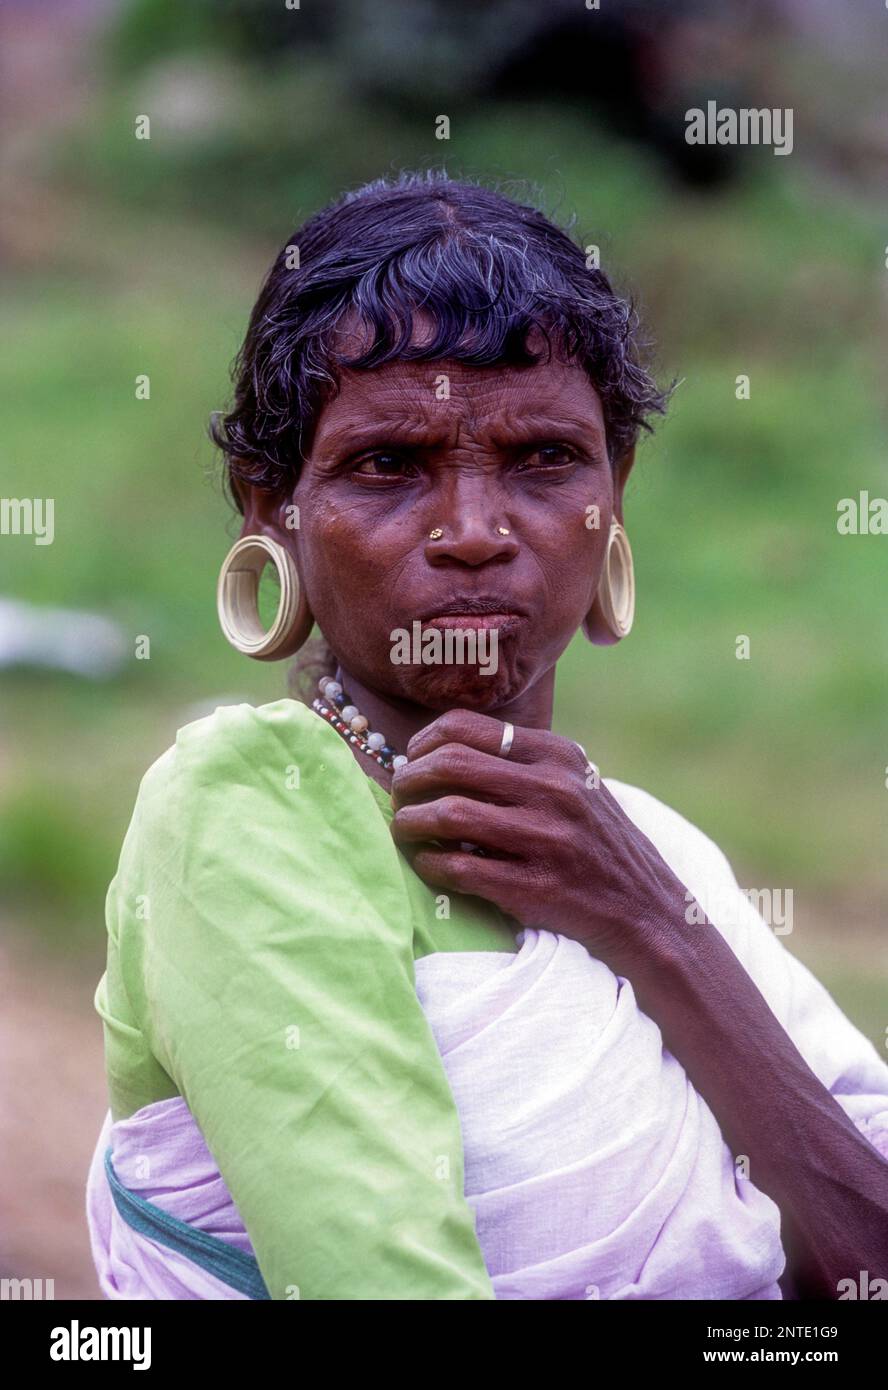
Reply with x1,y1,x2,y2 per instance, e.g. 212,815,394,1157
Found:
143,696,326,784
115,696,375,903
601,774,772,972
108,694,405,967
132,697,346,817
601,775,781,975
602,775,737,895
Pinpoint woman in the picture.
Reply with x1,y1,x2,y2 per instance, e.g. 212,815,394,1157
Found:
86,172,888,1301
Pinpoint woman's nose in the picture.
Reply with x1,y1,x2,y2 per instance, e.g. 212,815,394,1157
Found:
424,503,520,566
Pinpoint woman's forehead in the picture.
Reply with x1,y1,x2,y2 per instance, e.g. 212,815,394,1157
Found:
331,354,600,405
311,357,606,453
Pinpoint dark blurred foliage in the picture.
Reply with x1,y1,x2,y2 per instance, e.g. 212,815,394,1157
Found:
106,0,766,185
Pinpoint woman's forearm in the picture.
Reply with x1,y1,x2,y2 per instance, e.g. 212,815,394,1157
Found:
614,896,888,1300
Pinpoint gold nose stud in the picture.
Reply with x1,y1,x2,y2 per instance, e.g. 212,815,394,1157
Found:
428,525,511,539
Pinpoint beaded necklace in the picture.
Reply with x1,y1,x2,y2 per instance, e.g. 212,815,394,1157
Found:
311,676,409,774
313,676,499,859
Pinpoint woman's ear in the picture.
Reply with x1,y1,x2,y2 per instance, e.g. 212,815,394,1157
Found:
612,445,637,526
238,482,295,546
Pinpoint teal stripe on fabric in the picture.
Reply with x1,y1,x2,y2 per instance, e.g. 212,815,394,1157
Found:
104,1147,270,1300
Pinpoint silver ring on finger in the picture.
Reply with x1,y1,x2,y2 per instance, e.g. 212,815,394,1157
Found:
499,721,515,758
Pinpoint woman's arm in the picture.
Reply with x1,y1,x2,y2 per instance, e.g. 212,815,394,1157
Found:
619,888,888,1300
105,700,495,1300
600,779,888,1300
391,709,888,1300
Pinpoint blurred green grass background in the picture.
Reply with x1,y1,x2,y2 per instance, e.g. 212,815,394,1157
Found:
1,2,886,1048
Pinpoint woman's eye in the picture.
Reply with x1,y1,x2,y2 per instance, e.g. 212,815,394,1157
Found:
352,452,416,480
518,444,578,470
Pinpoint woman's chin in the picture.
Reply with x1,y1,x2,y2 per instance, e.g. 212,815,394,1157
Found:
397,663,525,713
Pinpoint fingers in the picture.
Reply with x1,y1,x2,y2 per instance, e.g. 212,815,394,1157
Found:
404,709,587,773
405,709,542,764
391,795,529,858
390,741,531,809
407,845,515,908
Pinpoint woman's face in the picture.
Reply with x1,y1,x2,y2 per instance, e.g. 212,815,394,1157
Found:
251,350,634,713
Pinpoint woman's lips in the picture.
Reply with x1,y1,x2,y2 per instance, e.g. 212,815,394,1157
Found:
420,613,522,631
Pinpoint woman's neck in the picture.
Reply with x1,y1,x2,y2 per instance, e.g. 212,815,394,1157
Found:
328,662,556,782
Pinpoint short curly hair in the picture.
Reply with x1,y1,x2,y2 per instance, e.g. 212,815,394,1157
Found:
210,170,671,510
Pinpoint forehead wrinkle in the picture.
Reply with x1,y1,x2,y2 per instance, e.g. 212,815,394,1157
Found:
487,409,606,447
312,391,455,454
314,358,605,454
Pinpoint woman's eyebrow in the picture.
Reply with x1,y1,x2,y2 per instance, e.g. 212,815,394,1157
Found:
314,418,444,456
488,414,606,452
313,409,606,458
